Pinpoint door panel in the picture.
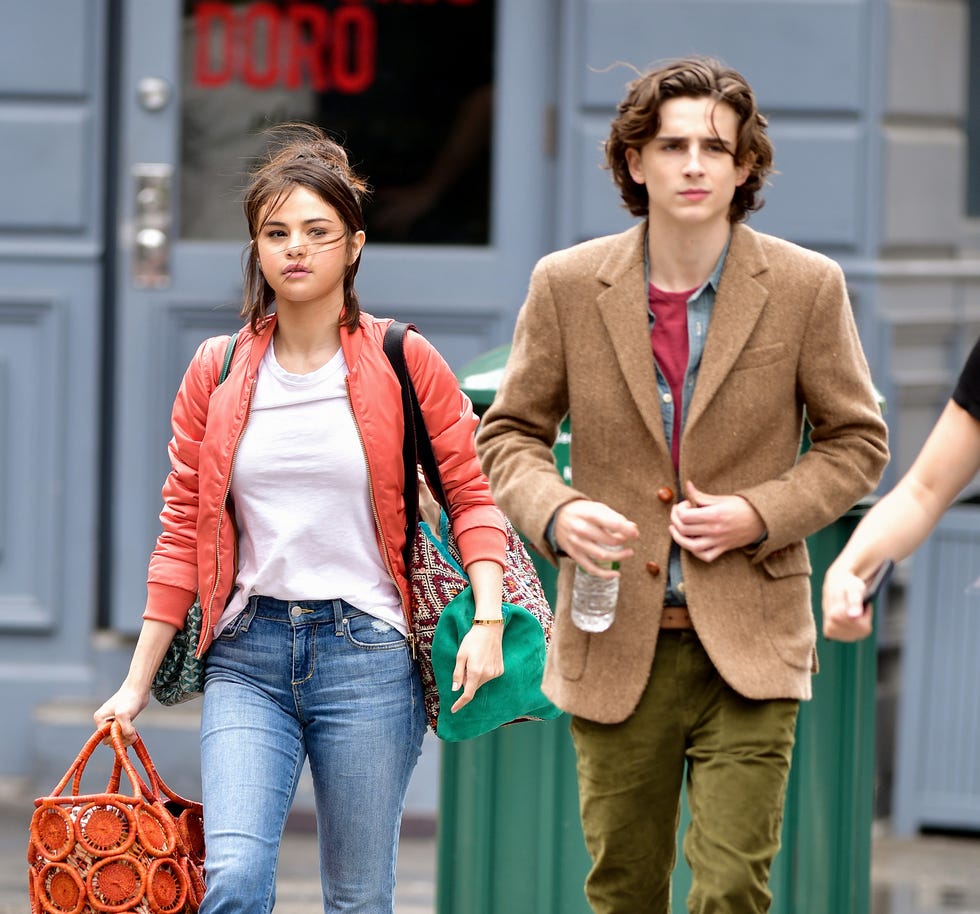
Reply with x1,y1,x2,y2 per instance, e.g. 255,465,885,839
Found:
110,0,555,631
0,0,107,775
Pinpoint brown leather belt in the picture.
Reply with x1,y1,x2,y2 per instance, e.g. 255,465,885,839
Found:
661,607,694,629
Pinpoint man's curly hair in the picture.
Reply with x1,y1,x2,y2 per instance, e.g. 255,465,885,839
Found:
605,57,773,223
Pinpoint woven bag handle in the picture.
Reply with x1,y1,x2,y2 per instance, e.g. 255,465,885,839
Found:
50,721,149,803
99,722,201,811
127,736,201,811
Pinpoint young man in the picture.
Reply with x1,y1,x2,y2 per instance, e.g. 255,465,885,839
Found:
476,58,888,913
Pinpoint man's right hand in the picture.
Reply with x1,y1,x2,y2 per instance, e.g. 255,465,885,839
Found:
553,501,639,575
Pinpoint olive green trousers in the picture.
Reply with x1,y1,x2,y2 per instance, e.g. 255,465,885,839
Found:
570,630,799,914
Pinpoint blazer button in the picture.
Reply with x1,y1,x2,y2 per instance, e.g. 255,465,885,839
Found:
657,486,674,503
646,561,661,576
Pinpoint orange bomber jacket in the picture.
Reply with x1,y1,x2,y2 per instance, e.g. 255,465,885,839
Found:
144,311,508,656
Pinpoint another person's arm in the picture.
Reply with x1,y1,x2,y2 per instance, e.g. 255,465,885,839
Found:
822,399,980,641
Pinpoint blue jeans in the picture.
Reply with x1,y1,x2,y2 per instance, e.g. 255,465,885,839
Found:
199,596,426,914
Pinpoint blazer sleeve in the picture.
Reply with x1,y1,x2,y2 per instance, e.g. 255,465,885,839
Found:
736,260,889,554
476,256,589,563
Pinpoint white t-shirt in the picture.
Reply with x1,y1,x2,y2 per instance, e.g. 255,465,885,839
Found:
215,342,405,635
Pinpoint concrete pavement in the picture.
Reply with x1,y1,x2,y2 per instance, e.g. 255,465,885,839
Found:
9,798,980,913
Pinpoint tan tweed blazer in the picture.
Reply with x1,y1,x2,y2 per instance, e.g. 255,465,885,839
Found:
477,222,888,723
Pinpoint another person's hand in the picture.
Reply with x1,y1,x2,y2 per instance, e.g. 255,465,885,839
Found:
450,624,505,713
553,500,639,575
669,481,765,563
821,561,875,642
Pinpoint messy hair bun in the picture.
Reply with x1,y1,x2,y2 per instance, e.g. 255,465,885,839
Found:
262,124,369,201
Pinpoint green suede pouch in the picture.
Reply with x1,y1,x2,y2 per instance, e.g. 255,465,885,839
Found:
431,588,562,741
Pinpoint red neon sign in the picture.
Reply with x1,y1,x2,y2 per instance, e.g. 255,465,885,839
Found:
194,2,379,93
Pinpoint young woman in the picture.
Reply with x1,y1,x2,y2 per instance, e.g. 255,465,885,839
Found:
95,125,507,914
823,336,980,641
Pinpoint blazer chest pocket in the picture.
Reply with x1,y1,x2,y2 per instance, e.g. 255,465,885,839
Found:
732,342,786,371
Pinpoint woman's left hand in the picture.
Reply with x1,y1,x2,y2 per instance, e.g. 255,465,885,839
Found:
450,623,505,713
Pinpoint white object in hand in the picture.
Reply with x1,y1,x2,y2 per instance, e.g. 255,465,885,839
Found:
570,548,622,632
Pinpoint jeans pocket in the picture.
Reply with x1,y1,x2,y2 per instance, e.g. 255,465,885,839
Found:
343,611,407,651
216,600,258,641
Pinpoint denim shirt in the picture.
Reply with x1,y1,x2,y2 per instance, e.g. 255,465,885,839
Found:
646,235,730,605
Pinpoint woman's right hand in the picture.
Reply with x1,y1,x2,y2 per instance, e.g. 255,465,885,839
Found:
94,683,149,746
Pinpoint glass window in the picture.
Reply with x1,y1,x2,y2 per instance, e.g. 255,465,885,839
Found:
180,0,495,244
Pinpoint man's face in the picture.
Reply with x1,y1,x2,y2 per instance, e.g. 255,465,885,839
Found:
625,95,750,230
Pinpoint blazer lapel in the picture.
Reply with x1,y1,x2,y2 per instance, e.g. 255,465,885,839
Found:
596,225,670,451
684,225,770,432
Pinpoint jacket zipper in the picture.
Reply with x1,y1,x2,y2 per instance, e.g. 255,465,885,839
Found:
200,375,256,656
346,377,416,658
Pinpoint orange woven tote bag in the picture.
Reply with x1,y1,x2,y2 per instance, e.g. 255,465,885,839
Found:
27,721,205,914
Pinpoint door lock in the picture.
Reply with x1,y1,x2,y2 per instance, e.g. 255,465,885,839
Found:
137,77,172,112
132,164,173,288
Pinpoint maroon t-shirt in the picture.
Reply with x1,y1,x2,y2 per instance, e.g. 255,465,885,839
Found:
648,283,695,469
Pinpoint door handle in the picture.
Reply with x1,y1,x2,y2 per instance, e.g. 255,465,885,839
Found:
132,163,173,288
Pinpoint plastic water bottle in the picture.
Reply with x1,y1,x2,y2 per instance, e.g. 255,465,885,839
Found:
570,548,622,632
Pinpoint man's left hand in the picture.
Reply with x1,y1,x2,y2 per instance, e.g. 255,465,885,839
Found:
669,481,766,563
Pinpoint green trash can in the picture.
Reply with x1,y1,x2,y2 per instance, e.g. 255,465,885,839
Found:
438,347,877,914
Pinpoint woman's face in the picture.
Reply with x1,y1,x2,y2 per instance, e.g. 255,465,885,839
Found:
255,185,365,314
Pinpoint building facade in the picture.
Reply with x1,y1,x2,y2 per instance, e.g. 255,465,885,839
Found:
2,0,978,824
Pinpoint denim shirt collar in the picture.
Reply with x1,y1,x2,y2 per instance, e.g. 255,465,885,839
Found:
642,232,730,299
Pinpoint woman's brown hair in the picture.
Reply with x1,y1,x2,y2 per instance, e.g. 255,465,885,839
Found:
605,57,773,223
241,124,369,332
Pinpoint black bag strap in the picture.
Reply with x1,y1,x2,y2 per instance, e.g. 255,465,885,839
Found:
383,321,448,569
